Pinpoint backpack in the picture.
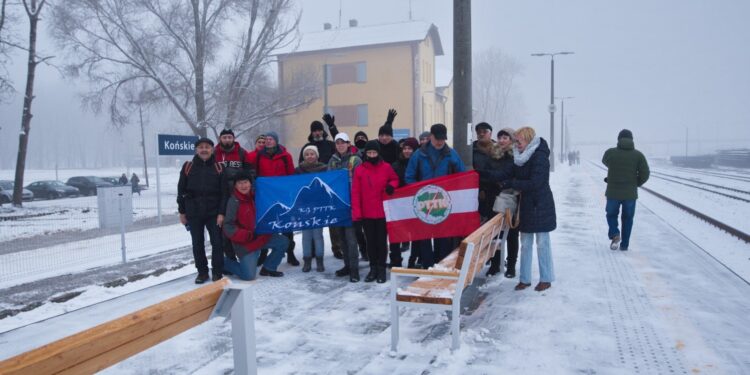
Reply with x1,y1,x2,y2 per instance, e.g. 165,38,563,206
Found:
183,160,223,176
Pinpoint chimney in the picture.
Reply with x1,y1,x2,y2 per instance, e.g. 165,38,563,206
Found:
349,19,358,27
324,22,332,30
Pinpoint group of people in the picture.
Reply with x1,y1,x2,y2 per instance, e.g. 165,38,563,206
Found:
177,106,649,294
118,172,141,195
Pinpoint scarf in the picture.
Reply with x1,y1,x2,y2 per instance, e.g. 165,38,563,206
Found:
513,136,541,167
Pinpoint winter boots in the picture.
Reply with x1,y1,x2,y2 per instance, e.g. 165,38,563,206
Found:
504,259,516,278
315,257,325,272
259,268,284,277
302,257,313,273
364,268,377,283
195,273,209,284
534,282,552,292
335,266,350,277
376,267,386,284
514,282,531,291
287,249,300,266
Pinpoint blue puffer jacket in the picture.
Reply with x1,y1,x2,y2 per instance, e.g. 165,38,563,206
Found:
485,138,556,233
510,138,556,233
405,142,466,183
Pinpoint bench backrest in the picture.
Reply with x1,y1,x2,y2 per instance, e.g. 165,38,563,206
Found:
455,214,506,286
0,279,229,375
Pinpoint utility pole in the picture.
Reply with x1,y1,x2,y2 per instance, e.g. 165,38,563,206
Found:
555,96,574,163
531,51,574,172
139,107,150,187
453,0,472,165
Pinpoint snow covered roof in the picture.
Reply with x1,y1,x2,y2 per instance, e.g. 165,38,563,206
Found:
277,21,443,57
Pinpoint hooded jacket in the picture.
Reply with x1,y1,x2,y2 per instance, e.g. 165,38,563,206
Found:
405,142,466,183
378,139,401,164
223,189,271,256
602,138,650,200
351,159,399,221
252,145,295,177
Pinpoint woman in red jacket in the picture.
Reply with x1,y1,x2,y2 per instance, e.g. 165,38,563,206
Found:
352,141,399,283
223,172,289,280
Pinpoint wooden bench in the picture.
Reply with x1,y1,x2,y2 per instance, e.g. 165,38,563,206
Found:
0,279,229,374
390,213,508,351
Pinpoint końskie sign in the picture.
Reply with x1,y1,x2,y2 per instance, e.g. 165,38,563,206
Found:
158,134,199,156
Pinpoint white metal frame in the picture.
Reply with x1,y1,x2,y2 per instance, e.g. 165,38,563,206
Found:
211,282,257,375
390,222,508,352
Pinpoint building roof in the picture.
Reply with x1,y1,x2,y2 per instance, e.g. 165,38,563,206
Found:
436,68,453,88
276,21,443,57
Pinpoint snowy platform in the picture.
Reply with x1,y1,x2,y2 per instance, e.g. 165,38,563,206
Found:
1,165,749,374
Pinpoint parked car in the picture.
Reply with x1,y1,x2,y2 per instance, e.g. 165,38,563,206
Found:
25,180,81,199
65,176,114,196
101,176,122,185
0,180,34,204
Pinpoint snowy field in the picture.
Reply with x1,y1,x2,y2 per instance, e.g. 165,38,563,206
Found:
1,164,749,374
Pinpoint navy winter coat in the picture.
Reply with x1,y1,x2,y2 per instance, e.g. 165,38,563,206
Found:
485,138,556,233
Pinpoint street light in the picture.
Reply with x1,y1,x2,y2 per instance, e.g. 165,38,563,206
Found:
555,96,574,163
531,51,574,172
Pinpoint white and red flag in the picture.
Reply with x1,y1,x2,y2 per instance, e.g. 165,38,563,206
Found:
383,171,480,243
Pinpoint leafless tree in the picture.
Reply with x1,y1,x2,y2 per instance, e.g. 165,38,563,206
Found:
51,0,319,139
11,0,49,206
473,47,525,129
0,0,15,99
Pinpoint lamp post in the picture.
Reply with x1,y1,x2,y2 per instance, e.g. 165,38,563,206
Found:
531,51,574,172
555,96,574,163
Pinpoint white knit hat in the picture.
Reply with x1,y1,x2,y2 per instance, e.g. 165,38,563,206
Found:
302,144,319,157
334,133,350,143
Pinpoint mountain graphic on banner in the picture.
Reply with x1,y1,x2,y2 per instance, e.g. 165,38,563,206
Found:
258,177,350,224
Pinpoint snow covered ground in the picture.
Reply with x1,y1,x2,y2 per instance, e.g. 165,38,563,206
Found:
1,164,749,374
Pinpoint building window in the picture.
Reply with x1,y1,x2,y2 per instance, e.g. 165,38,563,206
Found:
327,104,368,127
326,62,367,85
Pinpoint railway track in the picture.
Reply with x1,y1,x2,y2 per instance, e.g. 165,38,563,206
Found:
650,172,750,203
668,166,750,183
589,162,750,243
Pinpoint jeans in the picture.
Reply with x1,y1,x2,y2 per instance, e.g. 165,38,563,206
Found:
302,228,324,258
519,232,555,284
332,226,360,275
188,214,223,276
606,199,636,249
223,234,288,280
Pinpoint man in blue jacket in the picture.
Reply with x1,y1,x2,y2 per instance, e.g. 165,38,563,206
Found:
405,124,466,267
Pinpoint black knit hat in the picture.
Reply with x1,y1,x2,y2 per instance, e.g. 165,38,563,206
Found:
430,123,448,140
400,137,419,151
233,170,253,184
310,120,325,133
378,125,393,137
475,122,492,132
354,131,369,141
194,137,214,147
618,129,633,140
219,128,235,137
364,140,381,153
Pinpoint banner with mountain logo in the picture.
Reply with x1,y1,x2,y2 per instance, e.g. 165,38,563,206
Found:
255,170,352,234
383,171,480,243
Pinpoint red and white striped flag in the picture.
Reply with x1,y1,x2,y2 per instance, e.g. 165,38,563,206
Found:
383,171,480,243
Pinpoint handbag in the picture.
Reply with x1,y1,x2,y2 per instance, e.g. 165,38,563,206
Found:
492,190,520,228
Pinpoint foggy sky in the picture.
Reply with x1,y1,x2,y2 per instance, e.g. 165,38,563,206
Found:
1,0,749,169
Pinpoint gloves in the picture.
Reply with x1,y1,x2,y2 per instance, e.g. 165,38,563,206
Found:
385,185,395,195
385,109,397,125
603,177,608,183
322,113,335,128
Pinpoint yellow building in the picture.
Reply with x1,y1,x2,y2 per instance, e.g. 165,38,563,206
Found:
277,20,452,156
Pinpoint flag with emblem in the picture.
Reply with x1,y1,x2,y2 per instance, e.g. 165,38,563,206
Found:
383,171,480,243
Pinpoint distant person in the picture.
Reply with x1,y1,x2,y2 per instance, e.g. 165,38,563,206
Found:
405,123,466,268
472,122,497,221
214,128,253,261
377,109,401,164
481,126,556,292
418,131,430,146
352,140,399,283
295,145,328,273
247,134,265,178
298,114,339,164
328,132,363,282
177,138,225,284
119,173,128,185
249,131,299,266
223,172,288,280
602,129,650,251
131,173,141,195
353,131,369,151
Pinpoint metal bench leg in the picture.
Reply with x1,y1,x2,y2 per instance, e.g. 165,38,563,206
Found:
231,287,257,375
450,302,461,351
390,275,399,352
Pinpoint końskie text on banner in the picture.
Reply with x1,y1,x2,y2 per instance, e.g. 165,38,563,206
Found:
255,170,352,234
383,171,480,243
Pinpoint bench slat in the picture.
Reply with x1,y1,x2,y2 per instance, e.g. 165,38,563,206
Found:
396,279,457,305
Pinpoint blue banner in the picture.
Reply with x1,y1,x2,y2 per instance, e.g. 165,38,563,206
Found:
255,170,352,234
158,134,199,155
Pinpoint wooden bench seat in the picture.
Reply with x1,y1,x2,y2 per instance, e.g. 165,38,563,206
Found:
390,213,509,351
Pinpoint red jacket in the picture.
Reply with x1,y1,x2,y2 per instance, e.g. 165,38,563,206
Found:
351,159,399,221
223,189,271,256
249,146,295,177
215,142,246,169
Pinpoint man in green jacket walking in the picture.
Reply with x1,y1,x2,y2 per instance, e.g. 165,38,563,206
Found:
602,129,650,251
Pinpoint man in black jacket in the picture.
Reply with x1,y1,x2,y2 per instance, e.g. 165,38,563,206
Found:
377,109,401,164
298,114,339,164
178,138,226,284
